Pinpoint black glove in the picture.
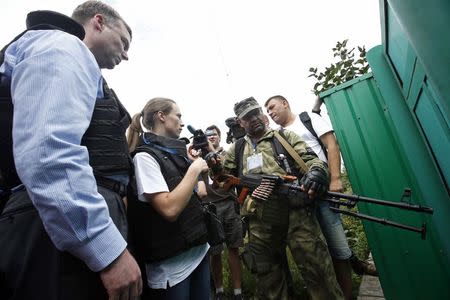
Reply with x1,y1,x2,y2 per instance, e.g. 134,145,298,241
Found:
300,168,329,197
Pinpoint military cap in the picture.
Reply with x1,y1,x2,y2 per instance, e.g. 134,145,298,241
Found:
234,97,261,119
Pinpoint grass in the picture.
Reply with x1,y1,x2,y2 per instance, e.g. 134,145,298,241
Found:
217,170,371,299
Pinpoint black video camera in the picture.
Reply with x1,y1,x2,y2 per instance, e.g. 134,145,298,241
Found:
225,117,246,144
187,125,210,158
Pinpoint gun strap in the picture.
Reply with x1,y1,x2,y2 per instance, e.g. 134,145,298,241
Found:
273,131,308,174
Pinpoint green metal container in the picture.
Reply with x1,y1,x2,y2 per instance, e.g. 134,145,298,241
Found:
319,2,449,298
321,65,450,300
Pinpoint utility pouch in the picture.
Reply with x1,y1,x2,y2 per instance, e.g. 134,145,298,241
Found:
202,202,225,246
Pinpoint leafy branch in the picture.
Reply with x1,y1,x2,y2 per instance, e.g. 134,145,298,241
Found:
309,39,370,95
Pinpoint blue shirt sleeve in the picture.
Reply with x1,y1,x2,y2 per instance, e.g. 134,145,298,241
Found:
4,30,126,272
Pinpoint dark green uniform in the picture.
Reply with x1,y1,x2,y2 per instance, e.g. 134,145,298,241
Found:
223,129,344,300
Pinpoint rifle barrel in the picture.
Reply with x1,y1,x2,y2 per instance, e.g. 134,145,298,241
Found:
322,197,356,208
330,207,427,239
326,191,434,214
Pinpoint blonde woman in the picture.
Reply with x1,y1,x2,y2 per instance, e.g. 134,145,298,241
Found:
127,98,210,299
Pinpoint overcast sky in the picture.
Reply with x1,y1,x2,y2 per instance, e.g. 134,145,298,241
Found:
2,0,381,140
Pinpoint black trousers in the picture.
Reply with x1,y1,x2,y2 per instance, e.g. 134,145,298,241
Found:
0,187,128,300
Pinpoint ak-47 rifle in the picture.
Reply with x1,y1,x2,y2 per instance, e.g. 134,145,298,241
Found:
213,173,434,239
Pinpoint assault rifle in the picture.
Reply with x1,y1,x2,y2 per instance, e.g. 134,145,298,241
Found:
213,173,434,239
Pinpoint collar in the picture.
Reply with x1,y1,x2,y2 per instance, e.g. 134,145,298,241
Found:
142,132,188,157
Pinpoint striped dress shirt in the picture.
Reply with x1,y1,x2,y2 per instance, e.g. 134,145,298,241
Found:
0,30,126,272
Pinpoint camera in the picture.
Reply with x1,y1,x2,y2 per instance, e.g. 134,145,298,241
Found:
225,117,246,144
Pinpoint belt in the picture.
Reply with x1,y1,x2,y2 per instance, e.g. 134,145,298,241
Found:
95,176,127,197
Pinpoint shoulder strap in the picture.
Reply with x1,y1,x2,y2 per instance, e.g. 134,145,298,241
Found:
299,111,328,159
234,137,246,177
269,130,297,176
273,130,308,174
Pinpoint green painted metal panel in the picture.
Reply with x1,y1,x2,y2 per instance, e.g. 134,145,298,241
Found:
320,46,450,300
385,4,416,94
385,0,450,110
405,58,425,109
414,81,450,184
380,0,450,188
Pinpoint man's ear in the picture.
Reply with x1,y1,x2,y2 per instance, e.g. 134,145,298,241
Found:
93,14,105,32
262,115,269,126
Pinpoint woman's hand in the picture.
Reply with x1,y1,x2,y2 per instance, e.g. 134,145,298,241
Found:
190,157,209,174
187,144,201,160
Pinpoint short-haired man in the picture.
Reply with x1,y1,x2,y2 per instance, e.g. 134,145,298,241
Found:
204,124,243,300
265,95,377,299
0,1,141,299
213,97,344,299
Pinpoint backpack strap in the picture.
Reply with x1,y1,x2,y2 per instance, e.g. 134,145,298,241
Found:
299,111,328,159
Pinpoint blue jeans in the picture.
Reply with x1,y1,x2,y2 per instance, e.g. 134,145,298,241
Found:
148,255,211,300
316,200,352,260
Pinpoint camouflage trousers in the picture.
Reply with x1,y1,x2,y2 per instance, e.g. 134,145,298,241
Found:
242,197,344,300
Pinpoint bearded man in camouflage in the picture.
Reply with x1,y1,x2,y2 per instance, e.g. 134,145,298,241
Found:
215,97,343,300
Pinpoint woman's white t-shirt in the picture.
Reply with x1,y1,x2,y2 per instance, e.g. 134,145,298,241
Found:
133,152,209,289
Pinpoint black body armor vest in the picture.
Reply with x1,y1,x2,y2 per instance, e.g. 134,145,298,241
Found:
81,81,132,178
127,132,208,262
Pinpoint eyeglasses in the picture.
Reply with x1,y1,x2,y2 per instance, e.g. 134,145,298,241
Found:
205,130,218,137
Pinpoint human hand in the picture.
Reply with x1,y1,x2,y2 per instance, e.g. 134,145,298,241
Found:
99,249,142,300
329,178,344,193
300,168,329,199
187,144,201,160
312,95,324,113
190,157,209,174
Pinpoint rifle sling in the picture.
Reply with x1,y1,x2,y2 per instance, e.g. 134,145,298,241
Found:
273,131,308,174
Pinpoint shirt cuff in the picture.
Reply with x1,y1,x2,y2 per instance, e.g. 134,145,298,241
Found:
72,221,127,272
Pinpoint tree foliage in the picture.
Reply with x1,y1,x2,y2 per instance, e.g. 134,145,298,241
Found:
309,39,370,95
